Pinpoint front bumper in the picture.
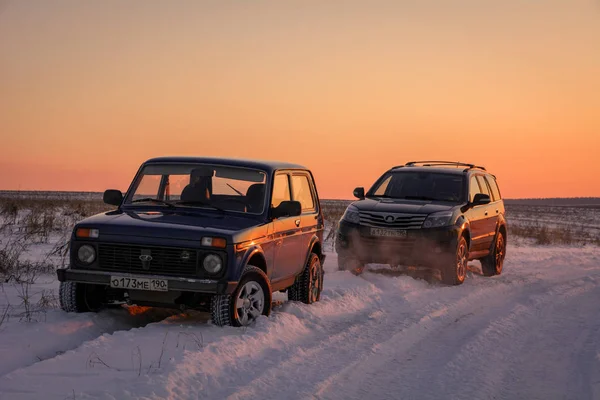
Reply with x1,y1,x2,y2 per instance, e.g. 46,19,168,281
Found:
335,220,460,267
57,268,238,295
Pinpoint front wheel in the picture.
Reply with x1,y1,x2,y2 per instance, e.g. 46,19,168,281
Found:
59,282,105,313
440,236,469,285
211,266,272,327
481,231,506,276
288,253,324,304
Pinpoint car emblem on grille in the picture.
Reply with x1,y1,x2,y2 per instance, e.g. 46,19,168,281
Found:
139,250,152,270
384,215,395,223
180,251,191,262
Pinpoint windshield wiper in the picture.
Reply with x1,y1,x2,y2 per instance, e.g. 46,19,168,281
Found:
175,200,226,212
130,198,175,208
226,183,244,196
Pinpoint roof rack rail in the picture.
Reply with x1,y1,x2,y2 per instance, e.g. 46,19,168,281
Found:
404,161,486,171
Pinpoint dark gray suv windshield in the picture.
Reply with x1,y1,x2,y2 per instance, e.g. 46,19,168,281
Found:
368,172,465,203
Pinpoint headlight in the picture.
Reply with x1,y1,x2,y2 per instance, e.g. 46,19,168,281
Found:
203,254,223,274
422,211,454,228
341,206,360,224
77,244,96,264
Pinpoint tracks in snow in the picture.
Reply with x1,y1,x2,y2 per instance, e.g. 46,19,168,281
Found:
1,246,599,400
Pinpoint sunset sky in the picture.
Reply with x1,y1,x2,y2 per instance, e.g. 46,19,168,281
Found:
1,1,599,199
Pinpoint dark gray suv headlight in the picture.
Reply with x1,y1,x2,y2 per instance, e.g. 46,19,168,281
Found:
422,211,454,228
341,206,360,224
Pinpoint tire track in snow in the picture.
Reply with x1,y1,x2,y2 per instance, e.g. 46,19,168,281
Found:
314,274,600,400
0,306,180,379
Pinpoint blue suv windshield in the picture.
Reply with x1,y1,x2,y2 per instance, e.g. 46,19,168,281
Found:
124,163,268,214
368,172,465,203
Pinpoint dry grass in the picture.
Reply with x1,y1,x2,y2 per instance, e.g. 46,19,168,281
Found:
508,223,598,246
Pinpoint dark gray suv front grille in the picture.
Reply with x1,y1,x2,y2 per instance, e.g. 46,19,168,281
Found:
359,211,426,229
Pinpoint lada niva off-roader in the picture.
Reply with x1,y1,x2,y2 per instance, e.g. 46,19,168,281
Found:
57,157,326,326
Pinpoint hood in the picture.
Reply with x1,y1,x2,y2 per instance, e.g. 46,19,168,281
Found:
74,209,264,242
351,198,459,215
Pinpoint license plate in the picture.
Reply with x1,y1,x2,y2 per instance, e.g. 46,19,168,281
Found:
110,276,168,292
370,228,407,238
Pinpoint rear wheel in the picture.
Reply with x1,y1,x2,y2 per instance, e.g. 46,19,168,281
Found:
210,266,272,327
59,282,105,313
288,253,324,304
440,236,468,285
481,231,506,276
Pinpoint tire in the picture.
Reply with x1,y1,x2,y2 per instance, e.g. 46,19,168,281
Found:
288,253,324,304
440,236,469,285
481,231,506,277
59,281,104,313
210,265,272,327
337,254,365,276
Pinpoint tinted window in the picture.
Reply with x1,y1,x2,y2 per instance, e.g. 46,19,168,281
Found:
476,176,490,197
291,175,316,211
369,172,465,203
486,175,501,201
469,176,481,202
272,174,291,208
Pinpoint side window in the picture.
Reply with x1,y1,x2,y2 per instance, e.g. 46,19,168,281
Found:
476,176,490,197
486,176,501,201
291,174,316,212
272,174,291,208
469,176,481,203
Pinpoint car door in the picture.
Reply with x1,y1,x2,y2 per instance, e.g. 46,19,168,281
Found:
290,172,320,275
270,172,304,282
475,175,497,250
464,175,488,253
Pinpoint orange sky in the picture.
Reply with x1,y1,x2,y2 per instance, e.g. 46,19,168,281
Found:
1,1,599,199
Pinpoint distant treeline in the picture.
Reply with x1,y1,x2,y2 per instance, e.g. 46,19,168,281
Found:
1,191,599,207
504,198,600,207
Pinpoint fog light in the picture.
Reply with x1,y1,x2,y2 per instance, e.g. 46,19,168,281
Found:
77,244,96,264
203,254,223,274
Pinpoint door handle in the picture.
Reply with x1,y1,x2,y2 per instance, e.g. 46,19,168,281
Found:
484,211,488,216
496,209,499,214
295,219,300,227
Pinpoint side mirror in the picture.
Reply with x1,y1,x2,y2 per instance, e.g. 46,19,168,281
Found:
271,200,301,219
353,187,365,200
472,193,491,206
103,189,123,206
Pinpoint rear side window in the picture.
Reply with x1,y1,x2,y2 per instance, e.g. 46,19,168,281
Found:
272,174,291,208
469,176,481,202
291,174,316,212
485,175,502,201
476,176,491,197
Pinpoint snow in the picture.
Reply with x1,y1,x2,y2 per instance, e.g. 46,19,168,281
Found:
1,246,600,399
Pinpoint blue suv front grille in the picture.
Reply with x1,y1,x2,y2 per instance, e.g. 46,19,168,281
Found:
98,243,199,277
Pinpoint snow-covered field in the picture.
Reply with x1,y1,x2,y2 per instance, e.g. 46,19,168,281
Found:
1,246,599,399
1,195,600,399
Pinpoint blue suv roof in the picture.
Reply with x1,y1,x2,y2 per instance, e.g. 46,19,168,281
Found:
142,156,307,172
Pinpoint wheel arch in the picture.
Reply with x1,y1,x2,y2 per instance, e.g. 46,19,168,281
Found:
239,246,269,278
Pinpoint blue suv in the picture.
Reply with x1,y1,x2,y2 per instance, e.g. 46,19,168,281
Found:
57,157,326,326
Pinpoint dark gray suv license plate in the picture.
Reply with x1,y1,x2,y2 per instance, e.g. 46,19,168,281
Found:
370,228,407,238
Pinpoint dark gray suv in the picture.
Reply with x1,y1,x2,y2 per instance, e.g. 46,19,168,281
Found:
335,161,507,285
